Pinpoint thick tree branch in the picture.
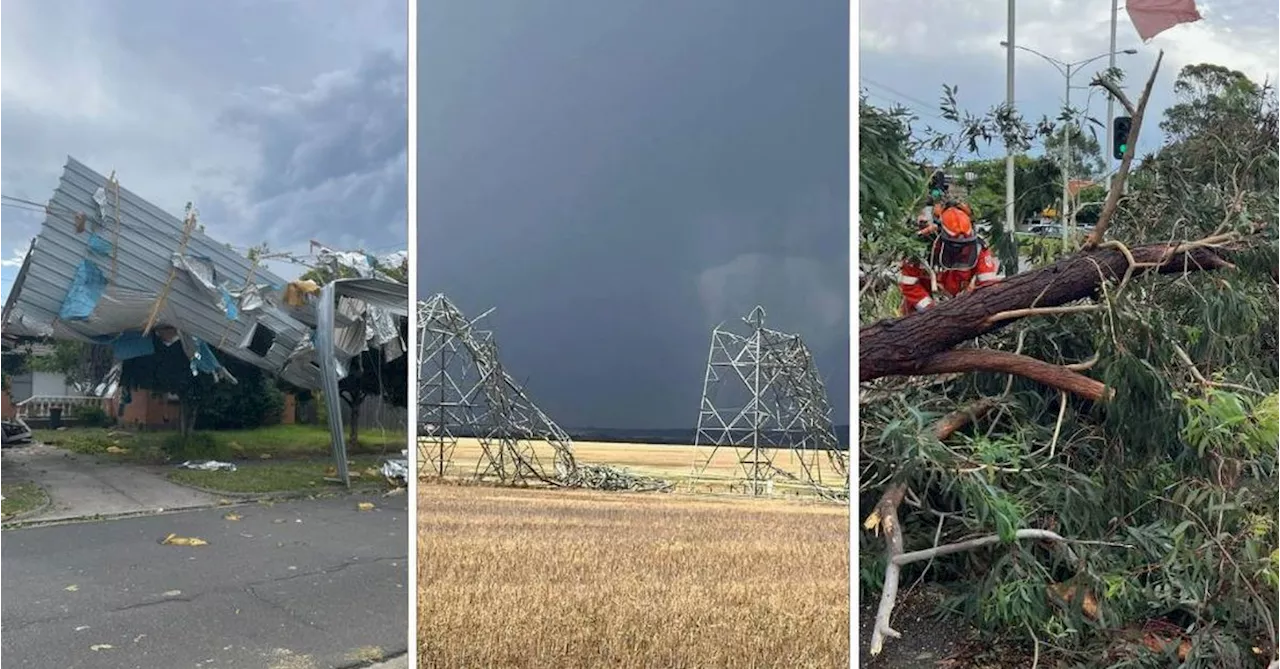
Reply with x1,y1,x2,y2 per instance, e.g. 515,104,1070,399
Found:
914,349,1110,402
1085,51,1164,249
864,482,1130,657
860,241,1234,382
863,483,907,657
893,529,1099,566
933,397,1000,441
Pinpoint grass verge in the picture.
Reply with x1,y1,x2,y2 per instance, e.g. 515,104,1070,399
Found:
1,482,49,520
168,457,393,494
34,425,406,464
418,483,849,668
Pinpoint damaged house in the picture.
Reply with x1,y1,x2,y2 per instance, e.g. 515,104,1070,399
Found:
1,157,408,484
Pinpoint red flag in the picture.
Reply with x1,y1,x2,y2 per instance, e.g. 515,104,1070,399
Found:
1126,0,1202,42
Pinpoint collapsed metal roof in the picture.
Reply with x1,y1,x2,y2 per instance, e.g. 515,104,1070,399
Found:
2,157,408,484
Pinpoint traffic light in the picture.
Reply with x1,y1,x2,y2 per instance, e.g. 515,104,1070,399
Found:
1112,116,1132,160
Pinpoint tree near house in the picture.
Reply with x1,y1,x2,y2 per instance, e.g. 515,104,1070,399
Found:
2,348,30,384
119,335,282,438
23,340,114,393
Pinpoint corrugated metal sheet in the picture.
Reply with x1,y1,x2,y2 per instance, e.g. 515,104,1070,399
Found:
315,277,409,486
3,157,406,395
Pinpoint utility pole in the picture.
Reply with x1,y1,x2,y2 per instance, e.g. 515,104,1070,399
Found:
1105,0,1118,191
1005,0,1016,236
1061,64,1072,249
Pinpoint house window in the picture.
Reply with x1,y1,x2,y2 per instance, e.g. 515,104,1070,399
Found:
244,322,277,357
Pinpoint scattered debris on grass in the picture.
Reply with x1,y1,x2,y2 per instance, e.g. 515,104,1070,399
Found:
381,456,408,485
178,460,237,472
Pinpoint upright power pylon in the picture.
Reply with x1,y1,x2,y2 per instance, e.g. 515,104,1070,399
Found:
692,306,847,498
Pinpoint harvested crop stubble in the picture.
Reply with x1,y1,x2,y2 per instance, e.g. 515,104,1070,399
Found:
417,484,849,668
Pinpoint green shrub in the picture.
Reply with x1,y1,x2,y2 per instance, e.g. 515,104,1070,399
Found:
72,404,111,428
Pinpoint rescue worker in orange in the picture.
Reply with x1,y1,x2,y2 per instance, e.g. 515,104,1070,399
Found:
898,193,1002,315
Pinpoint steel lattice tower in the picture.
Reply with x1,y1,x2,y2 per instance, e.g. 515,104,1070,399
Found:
692,306,847,497
416,294,577,484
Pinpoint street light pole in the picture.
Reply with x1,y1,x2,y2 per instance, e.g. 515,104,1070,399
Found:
1005,0,1016,239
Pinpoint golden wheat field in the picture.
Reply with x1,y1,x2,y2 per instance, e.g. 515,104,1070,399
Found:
417,483,850,669
419,437,845,494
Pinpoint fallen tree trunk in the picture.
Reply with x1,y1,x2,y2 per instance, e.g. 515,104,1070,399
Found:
860,242,1234,382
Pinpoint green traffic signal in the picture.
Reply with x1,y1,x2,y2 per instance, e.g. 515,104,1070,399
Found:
1112,116,1133,160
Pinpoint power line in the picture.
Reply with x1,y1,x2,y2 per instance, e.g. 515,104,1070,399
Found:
862,78,948,116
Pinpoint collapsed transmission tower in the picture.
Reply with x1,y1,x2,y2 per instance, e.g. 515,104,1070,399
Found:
417,294,577,484
692,306,848,497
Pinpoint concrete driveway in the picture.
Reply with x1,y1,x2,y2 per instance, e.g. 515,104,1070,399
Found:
2,443,220,523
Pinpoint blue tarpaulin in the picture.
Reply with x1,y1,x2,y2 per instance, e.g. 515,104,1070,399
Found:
87,233,113,256
58,260,107,321
189,338,222,375
219,286,239,320
111,331,156,360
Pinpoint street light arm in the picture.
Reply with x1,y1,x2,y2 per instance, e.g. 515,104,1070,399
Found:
1072,52,1114,70
1003,42,1069,77
1026,49,1069,78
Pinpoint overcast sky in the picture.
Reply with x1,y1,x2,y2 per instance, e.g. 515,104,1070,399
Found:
420,0,850,430
0,0,408,300
861,0,1279,164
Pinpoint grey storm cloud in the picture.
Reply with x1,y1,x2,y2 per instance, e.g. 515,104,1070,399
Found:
419,0,850,430
219,50,409,252
0,0,407,296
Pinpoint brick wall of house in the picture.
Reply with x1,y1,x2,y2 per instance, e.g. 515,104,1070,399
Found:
1,388,13,418
280,393,297,425
4,388,281,430
114,391,182,430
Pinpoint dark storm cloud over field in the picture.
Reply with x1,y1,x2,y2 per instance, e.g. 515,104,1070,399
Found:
419,0,850,429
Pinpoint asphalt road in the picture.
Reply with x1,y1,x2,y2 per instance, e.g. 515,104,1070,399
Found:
1,493,409,668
